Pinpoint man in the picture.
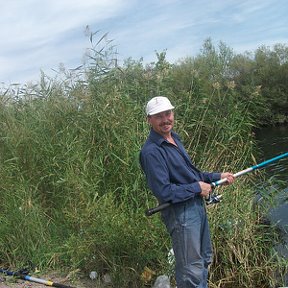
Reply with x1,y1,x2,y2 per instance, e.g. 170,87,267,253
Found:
140,96,234,288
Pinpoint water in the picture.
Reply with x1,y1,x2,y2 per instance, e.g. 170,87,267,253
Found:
256,125,288,182
255,125,288,285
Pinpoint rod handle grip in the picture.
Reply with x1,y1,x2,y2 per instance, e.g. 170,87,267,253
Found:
145,202,171,216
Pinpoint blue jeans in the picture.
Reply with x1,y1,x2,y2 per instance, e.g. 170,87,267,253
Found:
161,196,212,288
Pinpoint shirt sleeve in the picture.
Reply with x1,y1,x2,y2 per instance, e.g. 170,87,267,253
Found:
140,148,202,204
201,172,221,183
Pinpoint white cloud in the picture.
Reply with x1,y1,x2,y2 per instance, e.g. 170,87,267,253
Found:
0,0,287,85
1,0,126,45
1,0,132,84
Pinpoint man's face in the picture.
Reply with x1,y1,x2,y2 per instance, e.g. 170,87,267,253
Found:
148,110,174,137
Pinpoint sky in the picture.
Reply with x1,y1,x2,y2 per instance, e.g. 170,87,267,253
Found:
1,0,287,86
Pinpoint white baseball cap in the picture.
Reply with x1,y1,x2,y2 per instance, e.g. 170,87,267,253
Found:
146,96,175,116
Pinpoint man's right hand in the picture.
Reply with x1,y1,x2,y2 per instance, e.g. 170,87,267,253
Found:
199,181,212,198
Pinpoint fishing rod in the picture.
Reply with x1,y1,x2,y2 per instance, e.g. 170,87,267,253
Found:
145,152,288,217
0,268,75,288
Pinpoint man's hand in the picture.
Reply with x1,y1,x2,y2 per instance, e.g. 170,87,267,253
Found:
220,172,235,185
199,181,212,197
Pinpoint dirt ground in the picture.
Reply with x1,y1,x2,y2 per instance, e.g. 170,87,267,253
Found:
0,271,104,288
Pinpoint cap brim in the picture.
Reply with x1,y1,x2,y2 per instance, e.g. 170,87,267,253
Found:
148,106,174,115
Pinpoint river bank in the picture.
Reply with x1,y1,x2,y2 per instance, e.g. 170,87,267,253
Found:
0,271,103,288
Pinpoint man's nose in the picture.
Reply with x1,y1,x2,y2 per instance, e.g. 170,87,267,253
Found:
161,114,170,121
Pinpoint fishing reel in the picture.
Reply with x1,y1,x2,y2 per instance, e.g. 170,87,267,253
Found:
205,193,222,205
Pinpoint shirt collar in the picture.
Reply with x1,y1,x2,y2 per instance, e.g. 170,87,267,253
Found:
148,128,180,146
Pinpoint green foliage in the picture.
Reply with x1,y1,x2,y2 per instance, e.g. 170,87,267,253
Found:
230,44,288,125
0,35,287,287
208,183,279,288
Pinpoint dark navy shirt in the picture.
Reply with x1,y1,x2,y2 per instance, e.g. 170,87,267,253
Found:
140,129,221,204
